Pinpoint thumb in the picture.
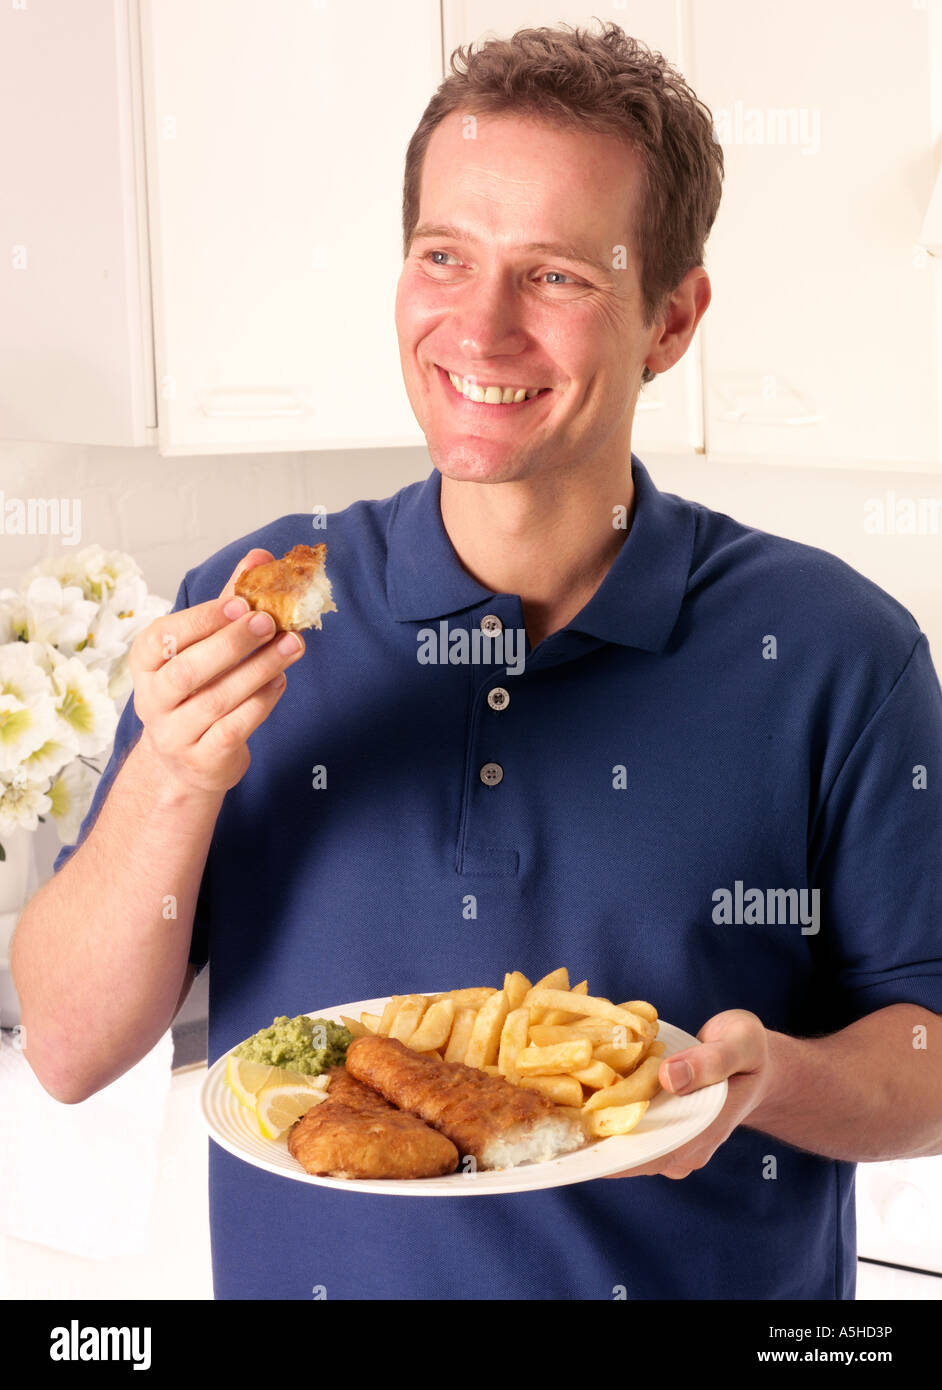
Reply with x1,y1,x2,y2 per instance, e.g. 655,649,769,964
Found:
660,1010,765,1093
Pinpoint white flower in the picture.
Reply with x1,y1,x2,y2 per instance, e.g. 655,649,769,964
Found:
20,737,74,786
23,545,141,604
14,576,99,656
0,767,52,834
105,651,134,706
0,548,170,853
0,592,19,646
84,578,171,681
48,657,118,758
0,644,59,774
46,757,98,845
18,639,59,679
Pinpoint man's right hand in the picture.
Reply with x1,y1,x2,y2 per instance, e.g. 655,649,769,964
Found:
128,549,306,796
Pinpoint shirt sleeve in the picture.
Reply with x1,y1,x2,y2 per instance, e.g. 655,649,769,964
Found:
51,572,211,975
808,633,942,1024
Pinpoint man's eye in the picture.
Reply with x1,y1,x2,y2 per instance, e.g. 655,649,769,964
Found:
421,254,583,285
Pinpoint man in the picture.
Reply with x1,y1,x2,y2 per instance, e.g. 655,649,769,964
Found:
13,24,942,1299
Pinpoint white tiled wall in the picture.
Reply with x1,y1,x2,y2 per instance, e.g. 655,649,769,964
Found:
0,441,430,605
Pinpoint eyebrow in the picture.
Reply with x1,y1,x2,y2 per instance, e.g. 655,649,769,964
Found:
410,222,616,278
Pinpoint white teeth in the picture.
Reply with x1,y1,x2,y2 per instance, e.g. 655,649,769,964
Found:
445,369,545,404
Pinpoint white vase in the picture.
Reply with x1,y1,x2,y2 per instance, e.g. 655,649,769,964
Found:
0,823,39,922
0,823,43,1029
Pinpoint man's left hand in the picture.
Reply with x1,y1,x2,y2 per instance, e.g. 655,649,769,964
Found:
604,1008,773,1179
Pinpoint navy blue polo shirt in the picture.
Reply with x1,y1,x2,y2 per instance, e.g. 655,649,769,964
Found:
56,455,942,1300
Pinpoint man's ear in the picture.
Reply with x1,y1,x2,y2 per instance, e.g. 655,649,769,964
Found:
645,267,712,376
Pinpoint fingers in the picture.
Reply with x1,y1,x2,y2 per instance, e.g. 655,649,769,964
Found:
135,603,305,733
130,549,274,677
660,1010,767,1095
603,1024,772,1182
196,668,290,758
167,625,304,746
125,548,296,797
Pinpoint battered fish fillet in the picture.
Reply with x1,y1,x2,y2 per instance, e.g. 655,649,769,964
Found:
234,543,337,632
286,1066,458,1179
345,1036,586,1170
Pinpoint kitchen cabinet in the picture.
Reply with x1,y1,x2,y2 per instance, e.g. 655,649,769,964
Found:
0,0,155,447
0,0,441,453
690,0,941,470
141,0,440,453
5,1,939,466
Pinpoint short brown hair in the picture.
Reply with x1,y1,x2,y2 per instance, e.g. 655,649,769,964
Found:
402,21,723,385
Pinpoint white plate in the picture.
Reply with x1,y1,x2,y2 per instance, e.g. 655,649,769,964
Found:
201,995,728,1196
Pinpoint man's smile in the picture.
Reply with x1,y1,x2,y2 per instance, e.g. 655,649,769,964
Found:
432,363,554,415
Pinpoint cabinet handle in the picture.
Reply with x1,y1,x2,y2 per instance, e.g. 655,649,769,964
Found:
200,387,311,418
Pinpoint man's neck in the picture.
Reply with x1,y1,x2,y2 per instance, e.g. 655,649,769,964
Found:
439,456,635,649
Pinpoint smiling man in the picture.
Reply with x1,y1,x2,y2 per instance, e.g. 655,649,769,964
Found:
396,101,708,649
15,23,942,1302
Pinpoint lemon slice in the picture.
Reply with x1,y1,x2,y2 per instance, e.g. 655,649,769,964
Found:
225,1056,280,1108
255,1077,330,1139
225,1055,320,1109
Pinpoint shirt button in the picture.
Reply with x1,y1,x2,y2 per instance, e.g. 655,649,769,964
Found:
487,687,510,711
480,613,503,637
479,762,504,786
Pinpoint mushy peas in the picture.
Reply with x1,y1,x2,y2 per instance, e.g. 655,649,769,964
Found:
233,1015,352,1075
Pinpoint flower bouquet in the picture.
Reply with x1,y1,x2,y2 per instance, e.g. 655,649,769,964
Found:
0,546,172,858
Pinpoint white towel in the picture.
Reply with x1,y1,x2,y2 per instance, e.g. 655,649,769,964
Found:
0,1027,173,1259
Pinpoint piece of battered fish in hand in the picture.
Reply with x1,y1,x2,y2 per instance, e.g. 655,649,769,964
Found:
345,1036,586,1170
286,1066,459,1179
234,543,337,632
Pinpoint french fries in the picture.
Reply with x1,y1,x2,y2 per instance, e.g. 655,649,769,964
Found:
582,1057,663,1110
497,1007,529,1078
356,969,665,1135
585,1101,650,1138
388,994,428,1043
464,989,510,1069
407,997,455,1052
443,1006,477,1063
517,1074,584,1107
514,1040,593,1075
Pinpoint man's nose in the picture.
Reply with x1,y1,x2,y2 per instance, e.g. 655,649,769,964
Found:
455,272,528,360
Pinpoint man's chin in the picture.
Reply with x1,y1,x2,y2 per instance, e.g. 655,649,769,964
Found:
427,438,547,485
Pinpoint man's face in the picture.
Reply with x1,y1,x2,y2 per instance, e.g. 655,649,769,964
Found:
395,111,659,485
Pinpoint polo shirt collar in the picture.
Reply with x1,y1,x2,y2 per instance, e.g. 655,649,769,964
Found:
386,454,695,653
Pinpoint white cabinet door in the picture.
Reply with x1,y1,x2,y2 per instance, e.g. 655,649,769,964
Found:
140,0,441,454
690,0,941,470
442,2,704,458
0,0,155,447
